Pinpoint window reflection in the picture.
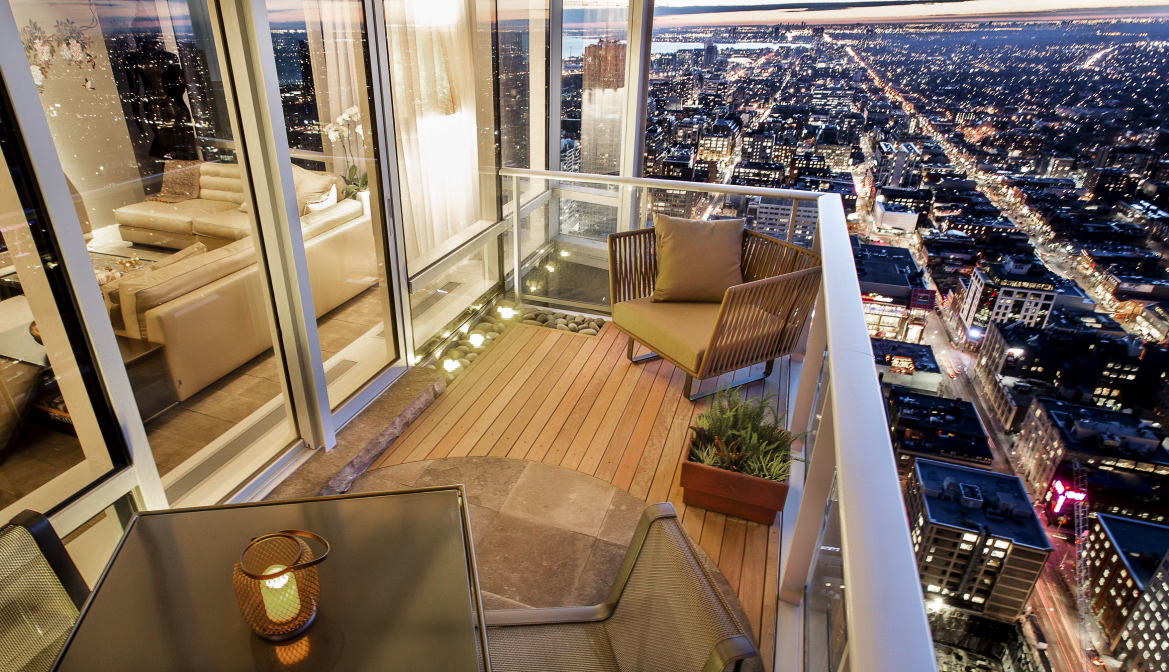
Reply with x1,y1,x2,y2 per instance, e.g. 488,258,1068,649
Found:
10,0,295,503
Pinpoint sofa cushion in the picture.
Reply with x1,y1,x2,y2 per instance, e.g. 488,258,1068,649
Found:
302,198,363,241
118,238,256,338
113,199,237,234
650,214,744,303
192,208,252,241
198,163,245,204
291,164,339,215
106,242,207,305
612,297,722,373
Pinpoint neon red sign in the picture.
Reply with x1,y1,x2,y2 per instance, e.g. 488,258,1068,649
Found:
1051,480,1086,514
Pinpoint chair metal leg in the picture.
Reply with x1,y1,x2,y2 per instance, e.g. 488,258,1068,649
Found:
626,336,660,363
685,360,777,402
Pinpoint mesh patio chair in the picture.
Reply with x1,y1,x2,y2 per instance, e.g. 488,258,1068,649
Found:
0,511,89,672
485,503,761,672
609,228,822,401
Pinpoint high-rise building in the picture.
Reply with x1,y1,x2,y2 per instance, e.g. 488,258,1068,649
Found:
956,256,1059,343
1119,550,1169,671
906,459,1052,621
580,40,625,176
886,387,992,478
1012,397,1169,526
1085,515,1169,653
754,196,818,247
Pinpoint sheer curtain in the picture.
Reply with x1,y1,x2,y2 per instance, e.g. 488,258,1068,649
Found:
304,0,368,175
385,0,482,269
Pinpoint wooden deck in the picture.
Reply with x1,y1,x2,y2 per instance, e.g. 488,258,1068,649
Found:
372,322,789,668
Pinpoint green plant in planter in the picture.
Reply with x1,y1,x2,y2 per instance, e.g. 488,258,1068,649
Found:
341,164,368,200
689,388,796,482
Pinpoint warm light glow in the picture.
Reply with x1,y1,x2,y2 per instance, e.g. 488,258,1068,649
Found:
497,307,517,319
545,264,556,273
468,333,485,348
1007,347,1025,357
559,250,570,257
260,565,299,623
274,637,311,665
442,359,460,372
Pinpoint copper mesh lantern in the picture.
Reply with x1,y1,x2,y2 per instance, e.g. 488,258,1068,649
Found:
233,530,329,641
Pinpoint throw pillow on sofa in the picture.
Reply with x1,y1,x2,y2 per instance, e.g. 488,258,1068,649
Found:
291,164,338,215
146,160,203,203
649,213,744,303
306,185,338,213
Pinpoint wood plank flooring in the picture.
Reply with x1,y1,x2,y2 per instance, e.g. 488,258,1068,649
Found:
372,323,788,668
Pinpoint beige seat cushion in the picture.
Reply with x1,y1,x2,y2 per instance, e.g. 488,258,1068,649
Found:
651,214,743,303
192,208,252,241
113,199,237,234
302,199,363,240
612,297,722,373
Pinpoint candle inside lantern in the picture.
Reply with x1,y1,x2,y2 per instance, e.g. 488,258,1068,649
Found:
260,565,300,623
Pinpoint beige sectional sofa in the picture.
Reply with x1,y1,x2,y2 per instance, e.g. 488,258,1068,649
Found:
108,162,377,402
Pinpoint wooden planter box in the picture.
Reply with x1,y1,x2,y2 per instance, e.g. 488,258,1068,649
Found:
680,457,790,525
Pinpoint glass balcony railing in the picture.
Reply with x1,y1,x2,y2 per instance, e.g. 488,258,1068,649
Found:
501,167,939,672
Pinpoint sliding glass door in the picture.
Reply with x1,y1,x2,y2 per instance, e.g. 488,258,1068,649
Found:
262,0,401,410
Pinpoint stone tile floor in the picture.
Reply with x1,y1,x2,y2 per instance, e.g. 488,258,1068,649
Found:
349,456,645,610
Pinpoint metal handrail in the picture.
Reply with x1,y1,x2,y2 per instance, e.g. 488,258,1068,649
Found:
813,192,938,672
499,166,823,201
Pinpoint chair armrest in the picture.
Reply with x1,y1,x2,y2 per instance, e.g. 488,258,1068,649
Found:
742,229,821,282
699,267,822,379
704,635,760,672
608,228,658,304
9,510,89,609
485,605,609,627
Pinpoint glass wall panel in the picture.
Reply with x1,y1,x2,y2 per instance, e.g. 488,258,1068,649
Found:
561,0,627,177
409,240,500,357
498,0,548,172
806,475,848,672
385,0,500,274
264,0,398,409
0,101,130,521
385,0,502,353
6,0,295,503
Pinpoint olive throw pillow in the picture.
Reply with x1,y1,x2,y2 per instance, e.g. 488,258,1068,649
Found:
650,214,744,303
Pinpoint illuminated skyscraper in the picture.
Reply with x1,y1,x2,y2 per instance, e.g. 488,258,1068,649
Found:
580,40,624,176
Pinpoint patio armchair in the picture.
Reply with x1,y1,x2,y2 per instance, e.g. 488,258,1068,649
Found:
485,503,761,672
0,510,89,672
609,227,822,400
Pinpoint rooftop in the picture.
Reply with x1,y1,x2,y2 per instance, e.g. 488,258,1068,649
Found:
887,386,992,464
1039,397,1168,464
871,338,941,373
1096,514,1169,589
850,239,926,289
915,459,1051,550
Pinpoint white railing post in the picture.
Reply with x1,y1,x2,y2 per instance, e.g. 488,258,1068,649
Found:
511,174,522,306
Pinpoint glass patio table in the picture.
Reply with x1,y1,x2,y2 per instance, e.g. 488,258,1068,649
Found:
51,487,489,671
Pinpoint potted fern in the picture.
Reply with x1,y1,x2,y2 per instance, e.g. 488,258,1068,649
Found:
681,389,796,525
